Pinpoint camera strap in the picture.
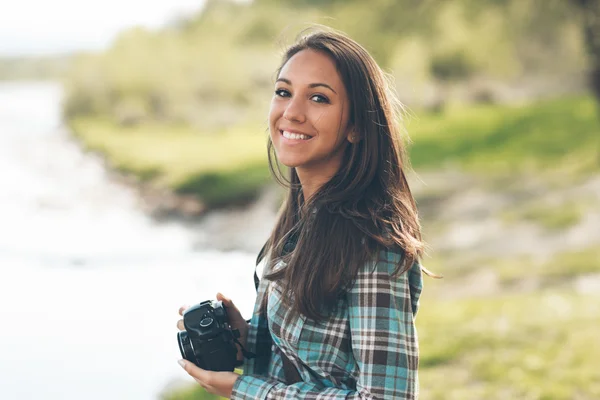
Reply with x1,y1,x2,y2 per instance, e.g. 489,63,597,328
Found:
255,235,303,385
232,333,257,362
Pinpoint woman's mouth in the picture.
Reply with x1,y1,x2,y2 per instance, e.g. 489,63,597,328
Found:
280,130,313,141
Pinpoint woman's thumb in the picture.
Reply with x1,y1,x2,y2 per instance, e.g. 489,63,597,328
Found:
216,292,232,306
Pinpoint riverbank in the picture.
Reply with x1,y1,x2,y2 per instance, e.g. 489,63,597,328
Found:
67,126,280,254
67,117,272,216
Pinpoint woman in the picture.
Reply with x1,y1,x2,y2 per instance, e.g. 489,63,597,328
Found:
177,28,430,399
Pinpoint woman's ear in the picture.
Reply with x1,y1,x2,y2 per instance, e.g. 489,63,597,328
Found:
346,128,360,144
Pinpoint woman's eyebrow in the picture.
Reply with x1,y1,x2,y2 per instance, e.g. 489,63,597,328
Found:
276,77,337,95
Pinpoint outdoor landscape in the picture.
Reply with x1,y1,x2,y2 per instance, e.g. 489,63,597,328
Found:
2,0,599,399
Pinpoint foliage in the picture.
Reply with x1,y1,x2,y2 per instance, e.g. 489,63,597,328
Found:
430,50,476,82
570,0,600,100
175,162,270,208
62,0,587,128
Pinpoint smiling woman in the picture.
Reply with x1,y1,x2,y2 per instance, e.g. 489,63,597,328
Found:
177,27,434,400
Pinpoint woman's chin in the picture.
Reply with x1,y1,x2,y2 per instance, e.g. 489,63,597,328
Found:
277,156,305,169
281,162,301,169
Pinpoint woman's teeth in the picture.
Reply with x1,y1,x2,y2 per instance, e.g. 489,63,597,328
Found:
282,130,310,140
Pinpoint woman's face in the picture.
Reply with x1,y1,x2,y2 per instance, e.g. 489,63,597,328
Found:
269,49,352,174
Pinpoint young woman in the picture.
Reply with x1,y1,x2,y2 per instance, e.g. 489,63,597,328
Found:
177,28,429,399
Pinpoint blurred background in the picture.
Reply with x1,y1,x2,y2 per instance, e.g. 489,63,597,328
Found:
0,0,598,399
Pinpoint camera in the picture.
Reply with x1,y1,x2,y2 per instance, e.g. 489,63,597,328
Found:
177,300,239,371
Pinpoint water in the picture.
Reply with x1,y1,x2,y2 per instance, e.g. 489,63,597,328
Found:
0,82,259,400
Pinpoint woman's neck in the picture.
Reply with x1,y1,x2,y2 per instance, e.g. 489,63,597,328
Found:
296,164,339,203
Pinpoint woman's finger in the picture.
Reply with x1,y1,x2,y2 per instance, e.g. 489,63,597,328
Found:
178,305,190,316
178,360,238,398
216,292,232,307
179,359,211,382
177,319,184,331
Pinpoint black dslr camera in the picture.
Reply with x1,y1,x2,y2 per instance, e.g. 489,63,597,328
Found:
177,300,239,371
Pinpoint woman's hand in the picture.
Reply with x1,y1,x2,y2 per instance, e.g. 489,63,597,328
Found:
178,359,239,398
215,292,250,361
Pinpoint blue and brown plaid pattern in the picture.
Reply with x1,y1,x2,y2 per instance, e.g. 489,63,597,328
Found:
231,248,423,399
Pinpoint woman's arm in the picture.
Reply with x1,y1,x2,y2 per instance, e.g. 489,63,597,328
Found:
231,249,422,400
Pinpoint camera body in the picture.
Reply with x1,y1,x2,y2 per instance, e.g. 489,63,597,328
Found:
177,300,239,371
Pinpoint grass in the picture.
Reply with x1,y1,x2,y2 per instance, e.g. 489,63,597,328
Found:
68,95,600,209
69,117,272,208
407,96,600,176
493,247,600,286
160,385,223,400
423,246,600,287
175,161,270,208
501,201,584,231
417,289,600,400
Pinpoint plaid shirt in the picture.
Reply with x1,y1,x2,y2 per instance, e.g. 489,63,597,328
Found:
231,248,423,399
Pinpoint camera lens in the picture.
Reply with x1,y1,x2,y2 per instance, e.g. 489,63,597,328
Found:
177,331,195,363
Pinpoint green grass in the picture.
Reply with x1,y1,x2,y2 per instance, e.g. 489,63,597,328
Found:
68,95,600,209
69,117,272,208
407,96,600,176
493,247,600,286
501,200,585,231
424,246,600,287
417,289,600,400
175,161,270,208
160,385,223,400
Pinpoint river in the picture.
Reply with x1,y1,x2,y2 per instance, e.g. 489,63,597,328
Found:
0,82,260,400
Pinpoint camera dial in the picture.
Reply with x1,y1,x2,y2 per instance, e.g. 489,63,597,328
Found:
199,316,214,328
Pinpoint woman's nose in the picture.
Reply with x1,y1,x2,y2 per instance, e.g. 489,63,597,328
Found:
283,97,306,123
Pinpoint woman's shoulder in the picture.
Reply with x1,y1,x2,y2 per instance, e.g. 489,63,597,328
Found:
346,244,423,316
367,244,420,275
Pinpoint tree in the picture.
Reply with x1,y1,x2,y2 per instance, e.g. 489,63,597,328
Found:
570,0,600,164
572,0,600,101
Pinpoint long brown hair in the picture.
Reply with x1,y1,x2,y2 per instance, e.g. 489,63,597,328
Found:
259,28,430,321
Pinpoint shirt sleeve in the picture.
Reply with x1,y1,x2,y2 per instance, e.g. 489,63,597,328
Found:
230,250,421,400
346,250,420,399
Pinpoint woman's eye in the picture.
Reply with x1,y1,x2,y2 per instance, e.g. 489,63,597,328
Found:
274,89,329,104
311,94,329,104
275,88,290,97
